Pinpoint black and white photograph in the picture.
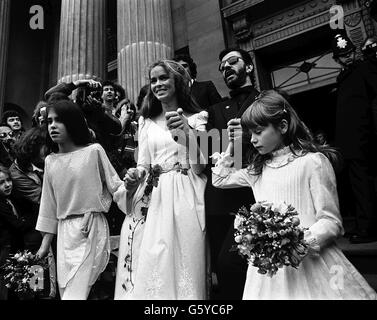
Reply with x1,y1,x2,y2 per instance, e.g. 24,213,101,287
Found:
1,0,377,309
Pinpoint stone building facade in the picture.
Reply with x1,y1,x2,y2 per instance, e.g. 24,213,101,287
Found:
0,0,376,137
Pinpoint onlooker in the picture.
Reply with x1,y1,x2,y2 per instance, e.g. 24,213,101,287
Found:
174,54,223,110
136,84,149,111
1,111,24,141
0,166,34,300
31,101,49,128
0,125,16,168
332,32,377,244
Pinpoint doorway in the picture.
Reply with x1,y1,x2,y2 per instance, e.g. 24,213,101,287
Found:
290,84,338,145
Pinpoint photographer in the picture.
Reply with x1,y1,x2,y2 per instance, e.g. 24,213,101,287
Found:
44,79,122,157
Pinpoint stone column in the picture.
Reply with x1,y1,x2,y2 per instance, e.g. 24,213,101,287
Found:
58,0,106,84
0,0,10,114
117,0,174,103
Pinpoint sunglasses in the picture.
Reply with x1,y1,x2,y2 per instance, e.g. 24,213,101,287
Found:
219,56,243,72
0,131,15,139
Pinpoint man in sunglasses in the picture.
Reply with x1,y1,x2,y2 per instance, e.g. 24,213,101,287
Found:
205,47,259,300
332,32,377,244
0,126,16,168
173,54,222,110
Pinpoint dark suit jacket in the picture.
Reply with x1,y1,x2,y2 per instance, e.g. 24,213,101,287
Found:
336,60,377,160
0,196,35,250
205,86,259,217
191,80,222,110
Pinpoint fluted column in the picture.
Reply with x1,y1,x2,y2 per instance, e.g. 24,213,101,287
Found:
58,0,106,84
117,0,174,102
0,0,10,114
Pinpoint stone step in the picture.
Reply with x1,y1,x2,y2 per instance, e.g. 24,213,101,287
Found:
336,237,377,290
362,274,377,292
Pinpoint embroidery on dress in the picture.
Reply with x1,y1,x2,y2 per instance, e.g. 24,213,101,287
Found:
146,267,163,299
121,217,144,293
178,264,195,299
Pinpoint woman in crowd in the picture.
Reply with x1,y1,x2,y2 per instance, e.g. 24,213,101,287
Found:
115,60,208,300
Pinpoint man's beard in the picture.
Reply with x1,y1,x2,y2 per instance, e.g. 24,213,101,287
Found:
224,68,248,89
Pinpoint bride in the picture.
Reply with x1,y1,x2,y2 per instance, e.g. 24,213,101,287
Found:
114,60,208,300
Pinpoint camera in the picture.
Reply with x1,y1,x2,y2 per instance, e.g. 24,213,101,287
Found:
75,85,102,109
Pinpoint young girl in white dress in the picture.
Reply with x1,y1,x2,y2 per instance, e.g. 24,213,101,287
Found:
36,100,127,300
114,60,208,300
212,90,377,299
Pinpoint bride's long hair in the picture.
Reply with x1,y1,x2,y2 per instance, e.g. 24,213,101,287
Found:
140,60,202,119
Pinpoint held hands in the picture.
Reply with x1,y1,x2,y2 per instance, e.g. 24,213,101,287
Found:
124,168,146,192
165,108,190,146
36,244,49,259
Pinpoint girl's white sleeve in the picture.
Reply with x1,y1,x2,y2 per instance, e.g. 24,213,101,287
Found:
36,157,58,234
306,153,344,251
212,154,254,188
136,117,151,176
96,144,128,213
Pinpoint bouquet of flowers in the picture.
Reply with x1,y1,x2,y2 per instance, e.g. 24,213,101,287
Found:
0,250,49,297
232,201,308,277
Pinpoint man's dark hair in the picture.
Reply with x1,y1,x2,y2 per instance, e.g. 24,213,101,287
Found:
1,110,22,126
173,54,198,79
102,80,115,91
219,47,253,66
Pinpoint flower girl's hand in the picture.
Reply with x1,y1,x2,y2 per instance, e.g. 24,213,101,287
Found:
36,245,49,259
227,118,242,142
166,108,190,146
124,168,145,191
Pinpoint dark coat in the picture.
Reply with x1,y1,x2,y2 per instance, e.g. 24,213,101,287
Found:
0,196,35,251
335,61,377,160
191,80,222,110
205,86,259,217
9,162,42,205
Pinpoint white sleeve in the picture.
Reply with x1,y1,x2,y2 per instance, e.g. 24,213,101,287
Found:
136,117,151,175
305,153,344,251
188,111,209,132
96,144,128,214
212,165,254,189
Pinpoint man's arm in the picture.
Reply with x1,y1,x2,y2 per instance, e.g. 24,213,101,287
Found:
44,79,101,101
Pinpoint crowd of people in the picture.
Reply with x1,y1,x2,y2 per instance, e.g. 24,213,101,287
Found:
0,31,377,300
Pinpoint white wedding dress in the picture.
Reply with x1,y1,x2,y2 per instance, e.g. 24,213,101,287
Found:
114,112,208,300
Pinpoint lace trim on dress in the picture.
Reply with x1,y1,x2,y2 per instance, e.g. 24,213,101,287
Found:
304,230,321,257
265,146,301,169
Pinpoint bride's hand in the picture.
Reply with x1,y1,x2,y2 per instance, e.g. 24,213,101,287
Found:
165,108,190,146
124,168,145,191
